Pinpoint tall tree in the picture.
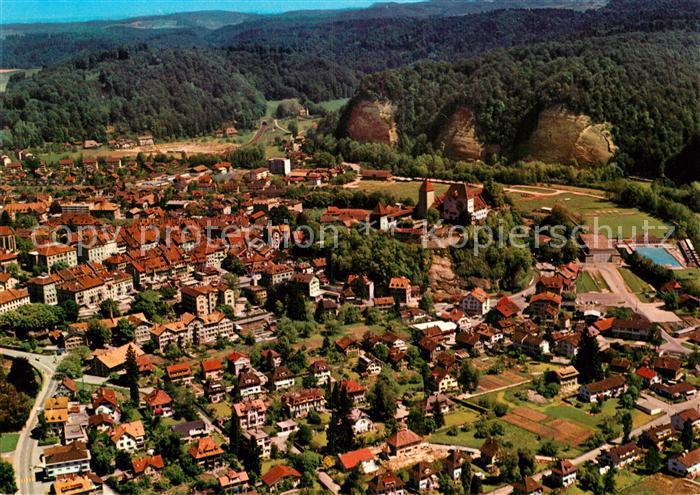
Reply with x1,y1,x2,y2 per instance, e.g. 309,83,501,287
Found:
7,357,39,397
0,381,30,433
574,330,602,383
0,460,17,494
644,444,662,473
433,399,445,429
459,360,480,392
229,411,242,456
682,418,695,450
460,462,473,495
327,383,354,454
241,434,262,476
124,346,139,404
621,411,633,442
369,371,397,421
86,319,111,349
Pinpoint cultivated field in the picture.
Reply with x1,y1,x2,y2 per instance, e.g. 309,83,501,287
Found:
503,406,591,445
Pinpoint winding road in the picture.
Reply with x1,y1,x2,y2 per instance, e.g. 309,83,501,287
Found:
0,347,62,495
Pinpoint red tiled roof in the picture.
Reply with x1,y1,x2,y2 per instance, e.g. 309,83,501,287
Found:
386,428,422,449
261,465,301,487
338,448,375,470
132,455,164,474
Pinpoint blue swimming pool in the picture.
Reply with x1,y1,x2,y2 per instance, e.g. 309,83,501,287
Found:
635,246,682,268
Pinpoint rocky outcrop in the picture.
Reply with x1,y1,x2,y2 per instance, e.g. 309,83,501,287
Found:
428,255,467,303
436,107,492,161
345,99,399,145
522,106,617,167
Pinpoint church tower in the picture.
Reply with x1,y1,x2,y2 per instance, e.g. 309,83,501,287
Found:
417,179,435,218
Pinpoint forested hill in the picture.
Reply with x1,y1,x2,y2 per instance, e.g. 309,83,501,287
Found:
2,0,695,69
209,0,700,72
338,31,700,179
0,47,358,146
1,0,698,161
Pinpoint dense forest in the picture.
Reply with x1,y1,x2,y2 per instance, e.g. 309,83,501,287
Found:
338,31,700,178
0,46,358,146
0,0,608,68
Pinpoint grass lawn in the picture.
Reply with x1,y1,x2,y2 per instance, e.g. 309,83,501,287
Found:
209,402,232,419
317,98,349,112
576,271,610,293
353,180,450,203
676,268,700,282
0,433,19,453
311,430,327,450
442,409,479,429
618,267,655,302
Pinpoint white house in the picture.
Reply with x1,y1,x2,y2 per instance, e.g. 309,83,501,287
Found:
42,441,91,479
461,288,491,316
668,448,700,478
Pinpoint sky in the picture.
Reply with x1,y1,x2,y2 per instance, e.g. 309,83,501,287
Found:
0,0,423,24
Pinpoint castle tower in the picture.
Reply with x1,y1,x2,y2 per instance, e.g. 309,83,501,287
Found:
417,179,435,218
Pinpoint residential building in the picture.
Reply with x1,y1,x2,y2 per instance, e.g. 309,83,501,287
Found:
668,447,700,478
132,455,165,479
91,343,144,377
579,375,626,402
368,472,405,495
145,389,173,417
242,428,272,459
672,408,700,431
188,436,225,469
110,420,146,452
553,366,580,394
598,442,641,469
386,428,422,456
238,371,263,397
338,448,378,474
461,287,491,316
261,465,301,492
282,388,325,418
41,441,91,479
172,420,211,442
551,460,577,487
271,366,296,390
309,358,331,385
166,362,194,384
233,397,267,430
0,287,30,314
32,243,78,271
227,351,251,375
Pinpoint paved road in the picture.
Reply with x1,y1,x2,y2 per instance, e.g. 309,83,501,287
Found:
0,348,62,495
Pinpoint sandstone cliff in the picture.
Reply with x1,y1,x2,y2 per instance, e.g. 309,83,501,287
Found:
345,99,399,145
522,106,617,166
436,107,493,161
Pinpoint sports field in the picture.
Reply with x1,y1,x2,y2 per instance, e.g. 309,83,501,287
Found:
508,186,670,239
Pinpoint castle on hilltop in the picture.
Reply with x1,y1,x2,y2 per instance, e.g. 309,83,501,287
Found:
417,179,489,224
